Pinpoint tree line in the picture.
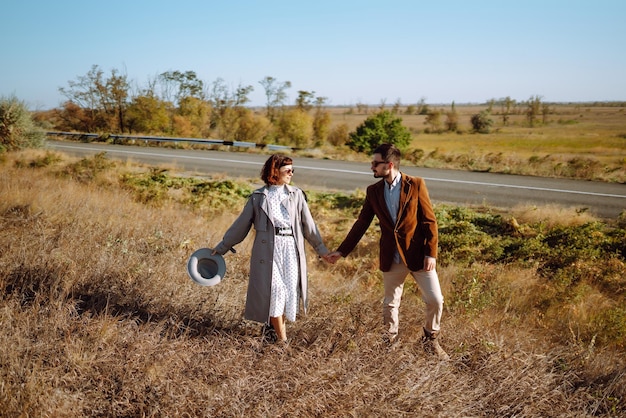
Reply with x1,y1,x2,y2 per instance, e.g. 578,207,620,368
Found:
43,65,338,149
40,65,554,147
6,64,603,154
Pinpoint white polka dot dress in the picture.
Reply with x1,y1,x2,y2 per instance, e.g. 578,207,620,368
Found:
267,185,300,322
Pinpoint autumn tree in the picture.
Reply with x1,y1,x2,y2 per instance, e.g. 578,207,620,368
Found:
206,78,254,135
276,109,313,148
445,102,459,132
206,77,231,128
542,102,551,124
500,96,516,125
177,96,212,137
295,90,315,112
424,109,443,133
125,94,170,134
235,108,271,143
327,123,349,146
312,96,331,145
259,76,291,121
416,97,429,115
107,69,130,132
233,108,272,143
234,83,254,107
159,70,204,105
355,102,369,115
55,101,93,132
215,107,272,143
526,95,542,127
59,65,130,132
392,98,402,114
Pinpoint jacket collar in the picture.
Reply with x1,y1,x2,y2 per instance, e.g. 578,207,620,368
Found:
375,172,412,224
256,184,297,223
255,184,296,195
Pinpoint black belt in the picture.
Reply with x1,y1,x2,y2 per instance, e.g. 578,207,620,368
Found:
275,227,293,236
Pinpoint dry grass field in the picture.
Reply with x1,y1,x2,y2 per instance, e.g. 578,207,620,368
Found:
1,146,624,417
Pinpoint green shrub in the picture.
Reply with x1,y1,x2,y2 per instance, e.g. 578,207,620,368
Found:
121,168,191,205
120,169,252,210
447,265,511,315
14,151,62,168
61,152,115,183
307,190,365,212
593,306,626,349
185,179,251,208
347,110,412,154
436,206,508,266
0,95,46,152
470,110,494,133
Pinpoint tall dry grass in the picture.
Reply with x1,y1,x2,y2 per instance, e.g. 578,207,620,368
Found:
1,150,624,417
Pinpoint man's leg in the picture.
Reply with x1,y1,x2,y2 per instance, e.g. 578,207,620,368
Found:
382,262,409,337
412,269,449,360
411,269,444,335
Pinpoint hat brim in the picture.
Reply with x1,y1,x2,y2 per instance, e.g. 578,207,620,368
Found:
187,248,226,286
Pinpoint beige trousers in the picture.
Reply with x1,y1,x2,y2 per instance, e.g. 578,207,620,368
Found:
383,261,444,336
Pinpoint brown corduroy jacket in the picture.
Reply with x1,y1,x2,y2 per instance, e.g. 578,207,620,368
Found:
336,172,438,272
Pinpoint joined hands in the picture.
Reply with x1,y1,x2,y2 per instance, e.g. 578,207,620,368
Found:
322,251,342,264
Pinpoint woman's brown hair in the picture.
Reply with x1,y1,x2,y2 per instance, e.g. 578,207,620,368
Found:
261,154,293,185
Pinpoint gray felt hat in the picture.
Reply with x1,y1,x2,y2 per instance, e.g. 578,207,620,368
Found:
187,248,226,286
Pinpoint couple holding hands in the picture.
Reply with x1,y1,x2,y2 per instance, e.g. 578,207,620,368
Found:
211,143,448,359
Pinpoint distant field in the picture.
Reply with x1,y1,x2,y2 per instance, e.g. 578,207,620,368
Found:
314,104,626,182
328,104,626,159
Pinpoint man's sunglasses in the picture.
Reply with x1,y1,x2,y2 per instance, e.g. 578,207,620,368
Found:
371,160,388,167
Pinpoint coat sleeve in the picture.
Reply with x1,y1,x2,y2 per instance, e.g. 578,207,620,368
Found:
416,178,438,259
213,196,255,255
298,191,329,256
336,188,376,257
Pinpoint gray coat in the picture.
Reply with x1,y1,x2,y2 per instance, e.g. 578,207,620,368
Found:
214,184,329,323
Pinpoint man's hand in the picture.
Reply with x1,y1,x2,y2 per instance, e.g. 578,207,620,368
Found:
424,256,436,271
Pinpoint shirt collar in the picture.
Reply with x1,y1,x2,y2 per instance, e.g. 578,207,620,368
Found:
387,173,401,189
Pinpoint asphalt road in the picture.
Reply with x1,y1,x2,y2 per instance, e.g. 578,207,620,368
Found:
46,140,626,219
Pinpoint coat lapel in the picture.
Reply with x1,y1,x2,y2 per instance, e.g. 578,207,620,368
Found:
374,180,394,225
283,184,297,223
398,173,412,221
258,187,271,222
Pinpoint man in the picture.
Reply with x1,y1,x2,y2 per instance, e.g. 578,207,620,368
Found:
326,143,449,360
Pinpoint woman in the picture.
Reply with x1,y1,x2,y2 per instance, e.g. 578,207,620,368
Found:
213,154,329,344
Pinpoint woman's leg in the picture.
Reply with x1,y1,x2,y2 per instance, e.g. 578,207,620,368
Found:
270,315,287,342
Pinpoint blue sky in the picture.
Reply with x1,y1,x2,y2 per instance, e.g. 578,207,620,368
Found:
2,0,625,109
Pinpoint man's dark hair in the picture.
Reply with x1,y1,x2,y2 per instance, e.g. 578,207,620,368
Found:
373,143,401,167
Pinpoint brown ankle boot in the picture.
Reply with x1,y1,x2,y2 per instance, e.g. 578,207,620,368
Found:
422,329,450,361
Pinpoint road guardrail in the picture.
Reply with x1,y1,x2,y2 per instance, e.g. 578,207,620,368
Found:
46,131,296,151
